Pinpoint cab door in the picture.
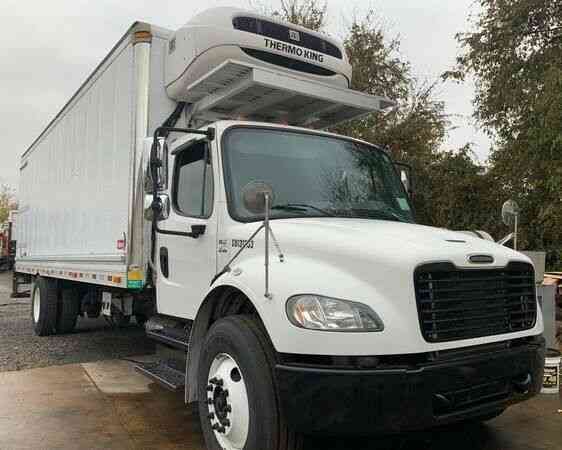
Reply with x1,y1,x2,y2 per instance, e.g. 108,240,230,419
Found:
155,138,217,319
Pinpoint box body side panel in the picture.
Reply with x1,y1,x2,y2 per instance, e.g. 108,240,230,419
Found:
17,42,135,270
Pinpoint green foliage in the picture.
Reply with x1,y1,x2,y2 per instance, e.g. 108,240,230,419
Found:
456,0,562,268
0,184,16,224
272,0,504,235
277,0,327,30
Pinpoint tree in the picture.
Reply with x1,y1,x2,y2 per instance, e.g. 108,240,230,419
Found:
276,0,327,30
454,0,562,267
0,184,16,224
268,1,501,237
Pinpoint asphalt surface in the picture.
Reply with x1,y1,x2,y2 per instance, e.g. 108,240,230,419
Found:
0,271,155,372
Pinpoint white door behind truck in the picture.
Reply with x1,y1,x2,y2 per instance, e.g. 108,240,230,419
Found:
155,138,217,318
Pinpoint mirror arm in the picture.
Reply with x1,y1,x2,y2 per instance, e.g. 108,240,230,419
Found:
186,225,206,239
211,224,265,285
264,193,271,299
200,144,209,216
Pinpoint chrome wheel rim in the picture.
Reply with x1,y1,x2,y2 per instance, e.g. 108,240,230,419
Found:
206,353,249,450
32,285,40,323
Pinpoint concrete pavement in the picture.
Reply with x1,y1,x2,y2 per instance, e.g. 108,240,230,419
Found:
0,359,560,450
0,360,204,450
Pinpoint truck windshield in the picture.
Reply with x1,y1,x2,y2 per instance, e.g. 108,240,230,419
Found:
223,127,414,223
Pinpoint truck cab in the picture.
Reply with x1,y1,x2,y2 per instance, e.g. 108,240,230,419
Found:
148,118,544,447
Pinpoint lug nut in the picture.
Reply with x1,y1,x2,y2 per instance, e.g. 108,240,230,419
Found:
212,423,226,434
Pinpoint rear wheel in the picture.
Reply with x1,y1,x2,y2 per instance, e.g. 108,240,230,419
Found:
56,287,80,333
31,277,58,336
197,315,302,450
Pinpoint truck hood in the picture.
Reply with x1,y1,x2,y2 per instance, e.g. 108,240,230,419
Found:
260,218,529,270
223,218,540,355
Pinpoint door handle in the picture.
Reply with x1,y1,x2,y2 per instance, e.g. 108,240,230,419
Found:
186,224,206,239
160,247,169,278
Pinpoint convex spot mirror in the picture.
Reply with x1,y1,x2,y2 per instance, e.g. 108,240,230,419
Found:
242,181,275,214
501,199,520,227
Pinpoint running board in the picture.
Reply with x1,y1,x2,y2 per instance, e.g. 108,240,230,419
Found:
146,329,189,351
135,360,185,392
144,315,191,351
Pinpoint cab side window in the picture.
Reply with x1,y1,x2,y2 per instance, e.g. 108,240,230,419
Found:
173,142,213,217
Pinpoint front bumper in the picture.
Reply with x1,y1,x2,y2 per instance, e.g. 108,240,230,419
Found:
276,336,545,434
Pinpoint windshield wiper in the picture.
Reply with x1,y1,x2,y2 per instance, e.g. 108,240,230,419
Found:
343,208,405,222
271,203,333,217
369,209,406,222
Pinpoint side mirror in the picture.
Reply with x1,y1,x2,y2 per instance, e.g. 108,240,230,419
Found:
394,162,414,196
146,138,169,193
501,199,520,227
144,193,170,221
241,181,276,299
400,169,410,193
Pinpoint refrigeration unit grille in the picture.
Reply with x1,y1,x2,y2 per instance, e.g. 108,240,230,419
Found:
414,261,536,343
232,16,343,59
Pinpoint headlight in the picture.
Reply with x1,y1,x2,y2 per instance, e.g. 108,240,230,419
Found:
286,295,384,332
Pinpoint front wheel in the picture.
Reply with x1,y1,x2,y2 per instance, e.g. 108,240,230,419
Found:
197,315,302,450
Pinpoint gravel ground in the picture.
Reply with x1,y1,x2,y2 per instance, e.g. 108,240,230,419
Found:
0,271,155,372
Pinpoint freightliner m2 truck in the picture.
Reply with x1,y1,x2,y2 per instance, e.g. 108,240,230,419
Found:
15,7,544,450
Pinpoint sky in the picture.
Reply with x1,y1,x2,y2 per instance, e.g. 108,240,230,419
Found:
0,0,489,190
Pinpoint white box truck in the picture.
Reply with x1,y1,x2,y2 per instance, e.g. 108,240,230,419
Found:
15,7,545,449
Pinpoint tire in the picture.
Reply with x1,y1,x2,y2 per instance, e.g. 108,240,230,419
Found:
56,287,80,334
197,315,302,450
31,277,58,336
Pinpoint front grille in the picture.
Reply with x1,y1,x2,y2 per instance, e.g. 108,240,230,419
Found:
233,16,343,59
414,262,536,343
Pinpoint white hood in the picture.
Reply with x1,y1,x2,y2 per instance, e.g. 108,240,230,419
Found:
222,217,540,356
254,217,529,270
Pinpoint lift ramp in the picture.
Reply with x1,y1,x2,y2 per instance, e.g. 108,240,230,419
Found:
186,60,395,129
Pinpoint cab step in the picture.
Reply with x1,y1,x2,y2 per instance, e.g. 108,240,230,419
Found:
144,315,192,351
135,359,185,392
